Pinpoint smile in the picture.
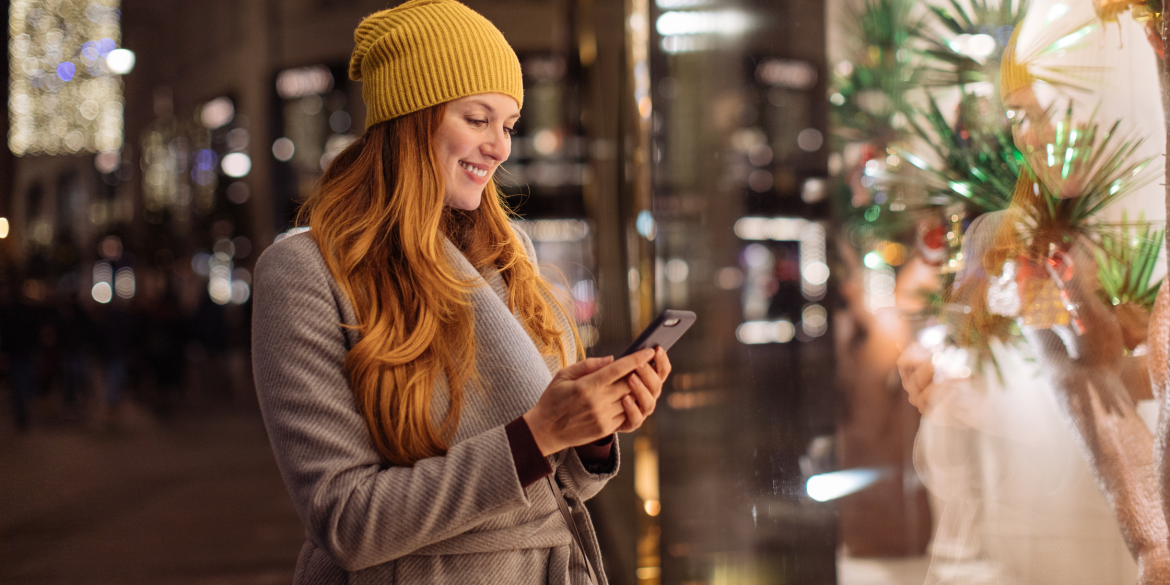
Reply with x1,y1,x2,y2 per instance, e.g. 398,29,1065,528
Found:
459,160,489,178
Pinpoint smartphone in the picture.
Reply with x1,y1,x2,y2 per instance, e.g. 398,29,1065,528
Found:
620,309,697,358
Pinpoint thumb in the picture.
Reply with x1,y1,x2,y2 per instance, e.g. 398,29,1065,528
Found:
558,356,614,380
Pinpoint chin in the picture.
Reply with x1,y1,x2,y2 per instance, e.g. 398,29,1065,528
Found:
446,192,483,211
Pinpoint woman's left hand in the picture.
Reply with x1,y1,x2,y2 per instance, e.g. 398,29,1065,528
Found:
616,346,671,433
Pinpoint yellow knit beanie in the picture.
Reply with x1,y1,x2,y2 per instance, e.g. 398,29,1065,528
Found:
999,27,1035,104
350,0,524,128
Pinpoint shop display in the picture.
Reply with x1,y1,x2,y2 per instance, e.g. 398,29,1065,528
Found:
832,0,1170,581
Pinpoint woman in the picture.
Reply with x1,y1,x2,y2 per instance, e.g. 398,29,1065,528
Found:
251,1,671,583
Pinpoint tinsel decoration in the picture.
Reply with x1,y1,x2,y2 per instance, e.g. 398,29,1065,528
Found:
1095,214,1164,350
1093,0,1165,57
915,0,1030,91
968,104,1156,331
1095,214,1164,310
831,0,925,249
1015,105,1155,222
832,0,925,140
902,93,1020,213
1094,0,1162,23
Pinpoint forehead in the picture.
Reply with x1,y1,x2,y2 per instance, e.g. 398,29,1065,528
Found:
448,93,520,118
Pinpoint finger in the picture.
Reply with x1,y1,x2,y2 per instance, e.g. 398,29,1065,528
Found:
596,387,626,415
654,347,672,380
906,365,929,407
627,372,657,415
558,355,615,380
914,360,934,392
896,344,929,383
634,362,663,399
585,348,656,386
896,345,917,384
620,394,645,431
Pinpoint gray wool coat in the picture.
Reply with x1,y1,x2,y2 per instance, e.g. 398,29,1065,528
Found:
251,229,617,584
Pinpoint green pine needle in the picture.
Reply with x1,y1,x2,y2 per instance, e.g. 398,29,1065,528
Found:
899,93,1018,213
1094,212,1165,310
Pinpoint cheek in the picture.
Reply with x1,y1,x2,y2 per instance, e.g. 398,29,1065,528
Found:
437,127,474,160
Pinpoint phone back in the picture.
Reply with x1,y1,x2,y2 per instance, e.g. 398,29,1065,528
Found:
622,309,697,356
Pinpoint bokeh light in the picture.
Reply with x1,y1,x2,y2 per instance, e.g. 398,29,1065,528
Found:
736,319,796,344
56,62,76,82
105,48,135,74
91,282,112,304
272,137,295,161
226,182,250,204
221,152,252,177
114,266,135,299
200,97,234,129
9,0,125,155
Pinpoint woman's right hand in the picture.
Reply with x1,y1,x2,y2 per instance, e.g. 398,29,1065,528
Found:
523,348,657,456
897,343,937,415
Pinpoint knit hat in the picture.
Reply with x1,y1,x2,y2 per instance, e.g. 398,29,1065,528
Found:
350,0,524,128
999,27,1035,104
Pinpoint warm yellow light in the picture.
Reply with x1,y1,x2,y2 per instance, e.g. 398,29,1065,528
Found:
0,217,8,238
643,499,661,516
635,566,661,580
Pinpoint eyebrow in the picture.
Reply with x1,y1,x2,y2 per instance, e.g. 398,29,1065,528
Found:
467,99,521,121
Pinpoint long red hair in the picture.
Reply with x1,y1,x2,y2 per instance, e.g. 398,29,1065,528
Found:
299,104,580,466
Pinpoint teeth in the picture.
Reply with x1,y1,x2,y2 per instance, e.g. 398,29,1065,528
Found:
459,161,488,178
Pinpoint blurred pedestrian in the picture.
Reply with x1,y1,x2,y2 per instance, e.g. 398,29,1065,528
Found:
192,293,230,405
251,2,671,583
98,300,137,417
55,296,92,419
0,282,43,432
144,289,188,417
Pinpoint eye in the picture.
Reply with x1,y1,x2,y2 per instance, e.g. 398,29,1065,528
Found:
504,126,516,137
466,118,487,127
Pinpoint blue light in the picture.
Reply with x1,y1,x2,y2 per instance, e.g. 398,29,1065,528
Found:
97,38,116,58
56,62,76,82
635,210,655,238
81,41,99,61
806,468,883,502
193,149,218,171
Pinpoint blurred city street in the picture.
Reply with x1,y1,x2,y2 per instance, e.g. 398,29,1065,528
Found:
4,0,1165,582
0,394,304,585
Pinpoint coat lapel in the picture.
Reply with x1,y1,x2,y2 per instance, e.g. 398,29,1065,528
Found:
433,239,555,445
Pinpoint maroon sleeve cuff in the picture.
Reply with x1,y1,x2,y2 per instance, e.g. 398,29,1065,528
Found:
574,434,614,464
505,416,553,489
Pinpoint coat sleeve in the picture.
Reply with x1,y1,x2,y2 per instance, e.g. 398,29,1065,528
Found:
558,443,620,502
510,224,621,499
251,238,533,572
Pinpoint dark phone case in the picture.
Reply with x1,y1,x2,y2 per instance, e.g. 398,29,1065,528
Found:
620,309,697,357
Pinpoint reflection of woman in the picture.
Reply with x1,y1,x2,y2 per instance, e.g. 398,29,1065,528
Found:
251,2,670,582
835,252,936,556
901,343,1140,585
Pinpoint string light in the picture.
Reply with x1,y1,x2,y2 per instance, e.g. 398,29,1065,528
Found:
9,0,125,155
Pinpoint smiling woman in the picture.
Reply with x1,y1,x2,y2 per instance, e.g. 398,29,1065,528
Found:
249,1,672,584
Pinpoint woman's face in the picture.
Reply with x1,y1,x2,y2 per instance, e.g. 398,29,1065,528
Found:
435,93,520,210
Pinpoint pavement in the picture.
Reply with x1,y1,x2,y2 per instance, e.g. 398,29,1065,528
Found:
0,395,306,585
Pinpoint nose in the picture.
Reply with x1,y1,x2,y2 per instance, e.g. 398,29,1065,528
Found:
481,125,510,162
